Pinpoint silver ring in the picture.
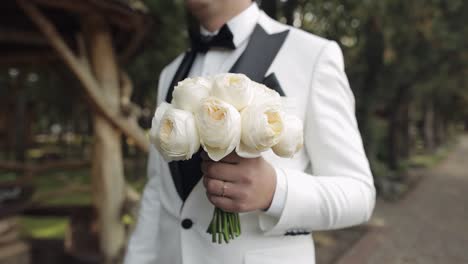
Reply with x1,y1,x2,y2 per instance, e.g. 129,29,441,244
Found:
221,182,227,197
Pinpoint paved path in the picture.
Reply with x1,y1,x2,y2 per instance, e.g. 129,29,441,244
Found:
337,136,468,264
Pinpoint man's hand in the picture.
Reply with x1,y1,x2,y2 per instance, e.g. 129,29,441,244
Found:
201,151,277,213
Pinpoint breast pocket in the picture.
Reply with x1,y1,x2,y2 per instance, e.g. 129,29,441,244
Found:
244,244,314,264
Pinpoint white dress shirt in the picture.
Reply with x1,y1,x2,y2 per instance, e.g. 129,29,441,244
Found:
188,3,287,218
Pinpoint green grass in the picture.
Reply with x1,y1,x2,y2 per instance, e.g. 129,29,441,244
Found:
31,168,91,204
0,171,19,181
404,144,451,169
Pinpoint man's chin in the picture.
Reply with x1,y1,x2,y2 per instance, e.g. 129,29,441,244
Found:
185,0,213,10
186,0,222,16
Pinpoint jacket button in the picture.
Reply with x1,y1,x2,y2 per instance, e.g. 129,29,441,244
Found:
181,218,193,229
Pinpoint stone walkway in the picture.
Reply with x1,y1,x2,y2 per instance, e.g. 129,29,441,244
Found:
337,136,468,264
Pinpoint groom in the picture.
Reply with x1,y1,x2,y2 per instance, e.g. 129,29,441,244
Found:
125,1,375,263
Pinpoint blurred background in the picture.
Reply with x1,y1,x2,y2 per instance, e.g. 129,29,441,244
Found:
0,0,466,263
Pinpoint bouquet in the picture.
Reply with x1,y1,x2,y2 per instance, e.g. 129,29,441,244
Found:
149,73,304,243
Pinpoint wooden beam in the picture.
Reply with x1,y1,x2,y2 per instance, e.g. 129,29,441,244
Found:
0,28,48,45
16,0,149,153
76,32,90,69
31,0,140,31
120,70,133,108
88,0,147,14
119,17,150,63
31,0,93,14
0,160,89,173
25,0,151,59
0,51,58,66
22,205,92,217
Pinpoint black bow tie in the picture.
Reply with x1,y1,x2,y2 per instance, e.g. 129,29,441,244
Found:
190,24,236,53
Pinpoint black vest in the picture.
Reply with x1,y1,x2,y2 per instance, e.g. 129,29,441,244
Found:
165,24,289,201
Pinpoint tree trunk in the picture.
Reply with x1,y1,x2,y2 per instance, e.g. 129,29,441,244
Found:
423,102,435,151
356,16,384,167
399,98,410,159
388,109,399,170
84,15,125,263
387,85,410,171
434,111,445,147
387,100,409,170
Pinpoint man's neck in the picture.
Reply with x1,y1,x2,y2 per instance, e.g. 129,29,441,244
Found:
200,2,252,32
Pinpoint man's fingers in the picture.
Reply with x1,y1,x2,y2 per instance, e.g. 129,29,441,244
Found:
200,151,241,164
220,152,242,164
203,176,246,200
201,161,209,175
204,177,226,197
207,195,249,213
201,160,239,182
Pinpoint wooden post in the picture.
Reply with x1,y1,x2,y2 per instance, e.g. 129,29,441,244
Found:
0,218,30,264
83,15,125,263
12,73,26,162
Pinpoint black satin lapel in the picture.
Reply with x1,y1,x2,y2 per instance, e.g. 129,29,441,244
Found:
165,51,197,103
169,150,203,201
229,24,289,83
168,162,183,201
263,73,285,96
165,50,198,200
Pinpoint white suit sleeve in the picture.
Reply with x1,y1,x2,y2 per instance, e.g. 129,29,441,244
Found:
124,69,168,263
259,41,376,235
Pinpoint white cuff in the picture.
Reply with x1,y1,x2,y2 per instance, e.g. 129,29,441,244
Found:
264,166,287,218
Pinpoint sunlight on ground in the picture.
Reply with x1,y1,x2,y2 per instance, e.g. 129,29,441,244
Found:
20,217,68,239
314,233,337,247
370,217,386,227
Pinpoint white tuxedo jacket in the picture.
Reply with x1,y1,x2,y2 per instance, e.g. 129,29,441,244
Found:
125,11,375,264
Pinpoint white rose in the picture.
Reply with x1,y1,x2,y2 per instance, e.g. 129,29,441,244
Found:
236,101,284,158
251,82,281,105
195,97,241,161
211,73,254,111
149,102,171,144
272,115,304,158
171,77,212,112
149,102,200,161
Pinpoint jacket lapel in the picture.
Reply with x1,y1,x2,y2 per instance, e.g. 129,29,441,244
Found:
229,24,289,95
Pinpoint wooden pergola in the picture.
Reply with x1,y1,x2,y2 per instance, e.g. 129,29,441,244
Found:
1,0,152,262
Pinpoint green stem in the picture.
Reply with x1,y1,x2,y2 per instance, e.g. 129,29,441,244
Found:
207,208,241,243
